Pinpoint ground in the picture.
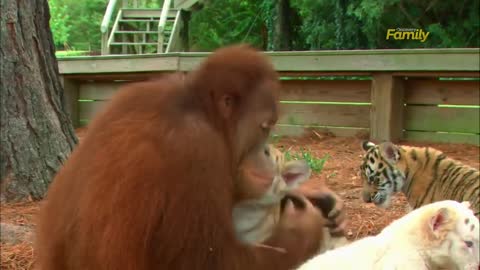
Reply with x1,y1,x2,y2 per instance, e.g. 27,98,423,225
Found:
1,128,479,270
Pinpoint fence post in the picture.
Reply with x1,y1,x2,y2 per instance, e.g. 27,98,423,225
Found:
101,33,109,55
370,73,405,142
60,76,80,128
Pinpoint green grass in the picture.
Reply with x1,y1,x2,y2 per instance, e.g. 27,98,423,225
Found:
284,148,329,174
55,50,88,57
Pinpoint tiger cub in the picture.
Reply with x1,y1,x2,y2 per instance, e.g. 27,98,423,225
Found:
233,144,349,253
296,200,479,270
360,141,479,217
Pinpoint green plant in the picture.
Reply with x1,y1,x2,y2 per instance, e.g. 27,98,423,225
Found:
284,148,329,174
48,0,72,47
55,50,88,57
268,134,282,144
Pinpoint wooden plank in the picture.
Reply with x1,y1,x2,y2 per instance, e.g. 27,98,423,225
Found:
269,49,480,72
278,71,371,77
370,73,405,142
121,9,178,19
60,48,480,60
404,131,480,146
78,101,110,121
393,71,480,78
404,105,480,134
60,77,80,127
65,72,371,82
280,80,371,102
58,55,179,74
405,79,480,105
178,50,480,72
278,103,370,128
166,10,183,52
272,125,369,138
62,72,175,82
271,54,477,72
58,49,480,75
79,82,127,100
101,32,109,55
264,48,480,56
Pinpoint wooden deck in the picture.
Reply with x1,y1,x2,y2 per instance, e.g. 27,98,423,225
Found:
57,48,480,145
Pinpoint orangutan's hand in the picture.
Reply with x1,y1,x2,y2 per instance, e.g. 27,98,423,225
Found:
293,185,347,237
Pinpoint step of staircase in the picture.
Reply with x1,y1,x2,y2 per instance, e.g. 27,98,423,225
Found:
117,19,174,27
110,42,160,45
114,30,171,33
107,8,179,54
121,8,178,19
115,30,159,34
118,19,158,22
113,28,173,34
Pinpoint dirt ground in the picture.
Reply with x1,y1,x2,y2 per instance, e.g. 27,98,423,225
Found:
1,128,479,270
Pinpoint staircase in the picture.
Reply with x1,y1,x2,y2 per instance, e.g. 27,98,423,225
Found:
101,0,204,55
106,8,180,54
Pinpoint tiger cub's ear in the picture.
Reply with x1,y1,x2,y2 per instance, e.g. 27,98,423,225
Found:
428,207,451,240
361,141,376,152
378,142,401,163
461,201,472,209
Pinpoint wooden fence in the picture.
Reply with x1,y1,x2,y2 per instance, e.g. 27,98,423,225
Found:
58,49,480,145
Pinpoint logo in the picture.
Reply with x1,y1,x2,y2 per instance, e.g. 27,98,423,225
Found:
386,28,430,42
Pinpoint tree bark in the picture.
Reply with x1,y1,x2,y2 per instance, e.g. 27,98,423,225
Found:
0,0,78,202
180,10,191,52
334,0,346,49
273,0,292,51
272,0,303,51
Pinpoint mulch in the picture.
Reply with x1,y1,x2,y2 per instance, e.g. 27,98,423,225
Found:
1,128,478,270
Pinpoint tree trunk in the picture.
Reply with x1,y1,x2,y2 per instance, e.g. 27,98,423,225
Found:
272,0,304,51
334,0,346,49
0,0,78,202
273,0,293,51
180,10,191,52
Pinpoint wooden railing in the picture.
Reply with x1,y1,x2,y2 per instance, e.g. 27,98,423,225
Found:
166,10,183,52
57,49,480,145
100,0,118,54
157,0,172,53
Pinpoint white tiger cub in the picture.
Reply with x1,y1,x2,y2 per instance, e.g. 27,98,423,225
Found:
297,200,479,270
233,145,349,253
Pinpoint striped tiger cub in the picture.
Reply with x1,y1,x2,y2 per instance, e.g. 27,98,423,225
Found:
360,141,479,217
233,144,349,253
